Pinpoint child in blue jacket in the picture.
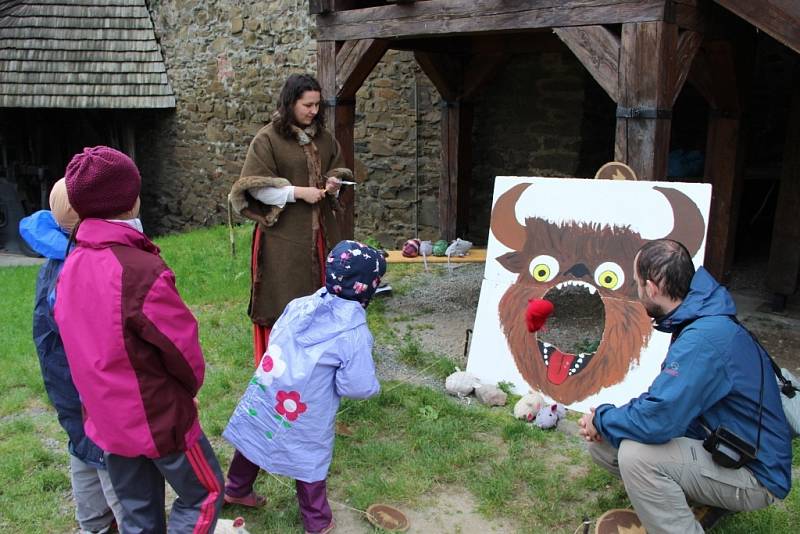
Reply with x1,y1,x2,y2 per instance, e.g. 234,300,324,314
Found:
19,178,124,533
224,240,386,534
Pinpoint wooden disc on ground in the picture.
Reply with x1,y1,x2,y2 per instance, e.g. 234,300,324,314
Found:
595,508,645,534
365,503,409,532
594,161,638,181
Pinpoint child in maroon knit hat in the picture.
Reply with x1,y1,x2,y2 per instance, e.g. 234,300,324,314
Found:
65,146,142,220
56,146,225,533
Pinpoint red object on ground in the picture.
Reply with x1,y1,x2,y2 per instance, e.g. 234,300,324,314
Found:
525,299,554,332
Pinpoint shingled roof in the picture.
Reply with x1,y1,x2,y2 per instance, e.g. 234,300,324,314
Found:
0,0,175,108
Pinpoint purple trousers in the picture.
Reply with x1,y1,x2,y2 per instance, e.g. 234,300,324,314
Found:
226,450,332,532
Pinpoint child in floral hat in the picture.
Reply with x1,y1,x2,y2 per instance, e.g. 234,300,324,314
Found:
223,240,386,534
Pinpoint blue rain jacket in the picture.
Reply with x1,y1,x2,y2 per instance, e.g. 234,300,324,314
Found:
594,267,792,499
224,288,380,482
19,211,106,468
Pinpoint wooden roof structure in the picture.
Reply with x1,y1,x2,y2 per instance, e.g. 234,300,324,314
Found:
311,0,800,282
0,0,175,109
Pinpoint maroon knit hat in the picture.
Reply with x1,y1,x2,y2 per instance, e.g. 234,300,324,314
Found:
65,146,141,219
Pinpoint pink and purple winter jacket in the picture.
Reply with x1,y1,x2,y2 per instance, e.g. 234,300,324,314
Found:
54,219,204,458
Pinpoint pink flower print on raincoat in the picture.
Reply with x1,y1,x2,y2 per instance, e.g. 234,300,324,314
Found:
275,390,307,422
254,344,286,387
353,281,368,294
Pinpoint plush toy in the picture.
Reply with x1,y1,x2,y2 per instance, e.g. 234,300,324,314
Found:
402,238,421,258
513,391,545,422
419,240,433,257
215,517,250,534
432,239,448,256
525,298,554,333
445,370,480,397
534,403,566,429
419,240,433,271
445,238,473,257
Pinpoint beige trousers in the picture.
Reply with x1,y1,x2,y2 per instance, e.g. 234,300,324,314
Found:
589,438,775,534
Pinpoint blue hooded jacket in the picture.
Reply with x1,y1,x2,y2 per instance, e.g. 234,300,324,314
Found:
19,211,106,468
593,267,792,499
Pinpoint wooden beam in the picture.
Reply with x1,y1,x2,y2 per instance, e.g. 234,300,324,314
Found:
767,65,800,298
554,25,620,102
701,40,742,282
672,0,707,32
440,101,473,241
335,39,389,98
413,51,462,101
309,1,380,16
712,0,800,55
317,41,356,238
315,0,670,41
670,30,702,105
614,21,677,181
687,47,714,105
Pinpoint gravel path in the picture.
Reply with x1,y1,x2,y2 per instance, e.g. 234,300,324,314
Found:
371,263,484,390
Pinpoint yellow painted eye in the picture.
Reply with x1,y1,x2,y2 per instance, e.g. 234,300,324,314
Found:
529,255,559,282
594,261,625,290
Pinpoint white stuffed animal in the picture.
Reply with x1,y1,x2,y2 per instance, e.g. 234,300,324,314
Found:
445,238,472,257
513,391,545,422
215,517,250,534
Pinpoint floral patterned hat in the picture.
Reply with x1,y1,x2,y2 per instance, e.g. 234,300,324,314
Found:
325,240,387,308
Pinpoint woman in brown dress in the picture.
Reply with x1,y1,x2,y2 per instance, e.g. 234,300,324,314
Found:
225,74,351,518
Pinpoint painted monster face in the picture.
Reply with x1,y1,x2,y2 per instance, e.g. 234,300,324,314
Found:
496,220,653,404
490,183,706,405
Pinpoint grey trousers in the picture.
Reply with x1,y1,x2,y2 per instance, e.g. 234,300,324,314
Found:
589,438,775,534
70,454,125,533
105,433,224,534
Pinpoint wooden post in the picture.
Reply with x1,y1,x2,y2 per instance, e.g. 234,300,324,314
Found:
614,21,677,181
317,39,387,239
701,41,743,282
766,64,800,308
439,100,473,241
415,51,502,240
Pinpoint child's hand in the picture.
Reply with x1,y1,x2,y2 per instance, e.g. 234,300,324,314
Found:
294,186,326,204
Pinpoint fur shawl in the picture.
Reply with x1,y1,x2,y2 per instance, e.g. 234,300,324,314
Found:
228,175,292,228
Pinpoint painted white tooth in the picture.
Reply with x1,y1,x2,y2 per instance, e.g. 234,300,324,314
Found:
588,285,597,294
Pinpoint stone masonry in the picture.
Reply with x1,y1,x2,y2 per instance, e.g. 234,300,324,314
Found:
138,1,608,246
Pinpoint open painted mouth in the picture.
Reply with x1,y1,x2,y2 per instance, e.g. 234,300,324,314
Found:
537,280,604,385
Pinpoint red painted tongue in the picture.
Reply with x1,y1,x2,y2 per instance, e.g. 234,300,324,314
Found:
547,349,575,385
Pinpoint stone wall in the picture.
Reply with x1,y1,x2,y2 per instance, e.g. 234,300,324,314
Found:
141,0,319,234
139,1,607,247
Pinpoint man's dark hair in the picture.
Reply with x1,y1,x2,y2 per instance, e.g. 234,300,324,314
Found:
635,239,695,301
274,73,325,139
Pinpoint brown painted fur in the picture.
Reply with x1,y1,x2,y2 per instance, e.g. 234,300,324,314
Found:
496,218,653,404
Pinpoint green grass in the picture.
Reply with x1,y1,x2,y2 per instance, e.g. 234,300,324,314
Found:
0,224,798,533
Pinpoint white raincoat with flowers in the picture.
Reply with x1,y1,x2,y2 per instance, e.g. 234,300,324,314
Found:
223,287,380,482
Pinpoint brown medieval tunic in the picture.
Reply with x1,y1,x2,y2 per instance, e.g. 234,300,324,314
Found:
237,122,347,326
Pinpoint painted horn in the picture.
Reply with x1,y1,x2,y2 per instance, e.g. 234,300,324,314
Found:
654,186,706,257
490,182,530,251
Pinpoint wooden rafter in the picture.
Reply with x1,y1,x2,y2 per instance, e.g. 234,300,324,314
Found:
316,0,670,41
713,0,800,55
335,39,389,98
701,40,743,282
554,25,621,102
671,30,703,105
413,51,461,101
